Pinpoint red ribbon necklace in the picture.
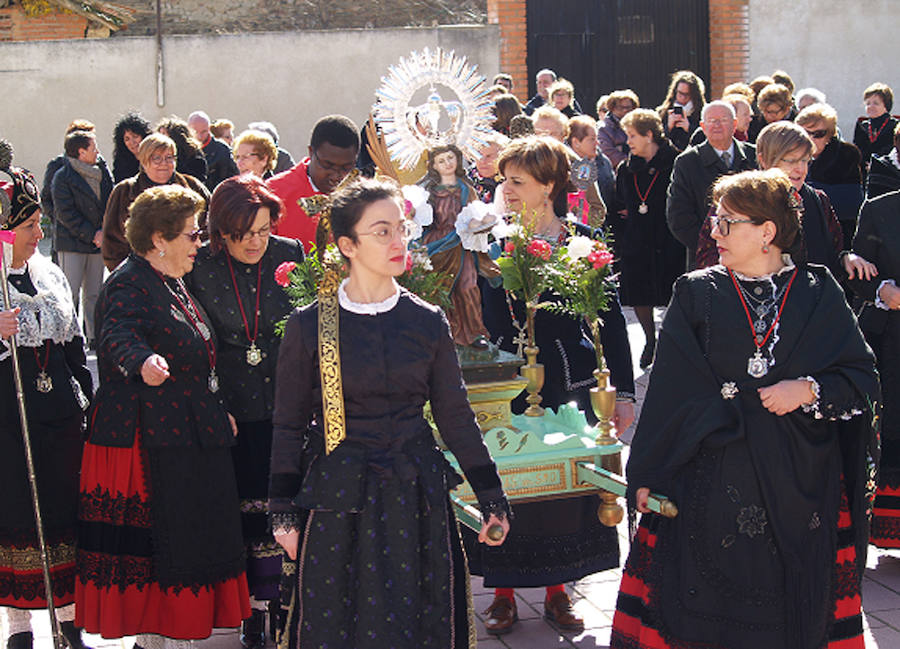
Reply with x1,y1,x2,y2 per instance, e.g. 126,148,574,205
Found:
156,271,219,393
728,267,798,378
633,169,660,214
33,342,52,393
225,254,263,366
868,116,891,143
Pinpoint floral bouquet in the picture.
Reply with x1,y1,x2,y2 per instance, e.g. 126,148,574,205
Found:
543,232,616,371
493,215,559,347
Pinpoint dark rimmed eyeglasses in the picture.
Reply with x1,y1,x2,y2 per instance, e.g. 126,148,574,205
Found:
709,215,753,236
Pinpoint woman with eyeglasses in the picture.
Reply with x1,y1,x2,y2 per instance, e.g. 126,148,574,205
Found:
269,177,509,648
611,169,879,649
796,104,864,246
77,185,251,647
184,175,302,648
101,133,210,271
231,130,278,180
696,122,877,284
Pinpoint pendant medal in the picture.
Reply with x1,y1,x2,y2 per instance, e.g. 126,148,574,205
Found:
638,202,649,214
246,343,262,366
208,371,220,393
35,371,53,393
747,351,768,378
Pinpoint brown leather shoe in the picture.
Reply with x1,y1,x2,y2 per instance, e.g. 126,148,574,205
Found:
543,591,584,631
483,595,518,635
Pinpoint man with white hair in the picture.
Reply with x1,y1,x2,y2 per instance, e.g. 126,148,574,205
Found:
666,100,758,269
188,110,238,190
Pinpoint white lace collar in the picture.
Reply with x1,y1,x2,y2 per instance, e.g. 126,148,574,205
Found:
1,253,81,360
337,278,400,315
889,148,900,170
729,255,796,282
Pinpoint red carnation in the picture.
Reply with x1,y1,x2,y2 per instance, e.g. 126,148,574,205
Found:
526,239,552,261
274,261,297,287
504,241,515,254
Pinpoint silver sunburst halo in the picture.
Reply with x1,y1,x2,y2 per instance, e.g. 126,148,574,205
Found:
372,47,495,170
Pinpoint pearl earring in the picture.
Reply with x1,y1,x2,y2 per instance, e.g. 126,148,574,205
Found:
159,250,165,258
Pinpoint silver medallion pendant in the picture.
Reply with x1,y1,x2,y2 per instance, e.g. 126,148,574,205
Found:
208,371,220,393
747,351,768,378
246,343,262,366
638,202,649,214
36,371,53,393
197,322,212,341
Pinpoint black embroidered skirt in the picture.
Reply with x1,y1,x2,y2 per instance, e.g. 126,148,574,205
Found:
0,416,82,608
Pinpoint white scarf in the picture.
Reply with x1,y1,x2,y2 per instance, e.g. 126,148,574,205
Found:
1,253,81,361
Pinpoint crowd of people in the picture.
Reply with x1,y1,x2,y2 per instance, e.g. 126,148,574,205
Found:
0,62,894,649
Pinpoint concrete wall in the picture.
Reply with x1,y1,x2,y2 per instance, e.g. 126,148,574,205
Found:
0,25,499,179
749,0,899,138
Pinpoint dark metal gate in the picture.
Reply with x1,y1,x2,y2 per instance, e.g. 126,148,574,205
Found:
526,0,710,114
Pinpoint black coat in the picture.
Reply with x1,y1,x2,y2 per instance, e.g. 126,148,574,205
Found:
666,139,757,269
853,113,898,167
865,153,900,199
663,110,700,152
185,237,304,422
50,157,113,254
112,150,140,183
88,254,233,449
202,137,238,191
848,190,900,442
806,138,863,224
611,141,685,306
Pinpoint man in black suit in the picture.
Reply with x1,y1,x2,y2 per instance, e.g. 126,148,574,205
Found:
666,100,757,269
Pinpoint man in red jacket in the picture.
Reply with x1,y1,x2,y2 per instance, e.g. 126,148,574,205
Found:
268,115,359,251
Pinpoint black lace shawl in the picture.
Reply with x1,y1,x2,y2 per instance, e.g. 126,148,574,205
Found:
626,265,879,649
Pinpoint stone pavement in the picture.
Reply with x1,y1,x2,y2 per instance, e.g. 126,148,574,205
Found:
8,308,900,647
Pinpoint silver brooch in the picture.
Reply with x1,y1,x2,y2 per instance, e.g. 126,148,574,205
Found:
721,382,739,400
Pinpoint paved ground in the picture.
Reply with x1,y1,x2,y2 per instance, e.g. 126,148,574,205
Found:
7,307,900,647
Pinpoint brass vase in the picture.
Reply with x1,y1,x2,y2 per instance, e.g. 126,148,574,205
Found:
590,366,624,526
520,344,545,417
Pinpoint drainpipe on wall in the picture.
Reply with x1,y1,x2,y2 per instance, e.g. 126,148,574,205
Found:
155,0,165,107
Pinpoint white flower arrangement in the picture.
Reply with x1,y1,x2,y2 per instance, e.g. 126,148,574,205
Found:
455,200,499,252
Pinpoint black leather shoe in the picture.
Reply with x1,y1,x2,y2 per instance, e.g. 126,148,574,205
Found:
268,600,279,644
240,609,266,649
7,632,32,649
60,622,94,649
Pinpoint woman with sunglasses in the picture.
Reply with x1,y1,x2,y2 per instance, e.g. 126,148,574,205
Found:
611,169,879,649
269,177,509,648
796,103,864,246
185,175,303,648
696,122,877,285
77,185,250,648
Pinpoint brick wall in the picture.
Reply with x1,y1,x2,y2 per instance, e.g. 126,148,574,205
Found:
0,4,87,41
486,0,527,103
708,0,749,98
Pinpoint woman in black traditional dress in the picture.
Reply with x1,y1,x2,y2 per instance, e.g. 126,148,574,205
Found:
76,185,250,648
268,177,509,649
611,170,879,649
475,136,635,635
0,152,93,649
612,108,684,368
853,82,897,174
186,175,303,647
849,189,900,548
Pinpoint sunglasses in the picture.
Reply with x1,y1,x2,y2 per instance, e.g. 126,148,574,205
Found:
805,129,828,139
181,229,202,242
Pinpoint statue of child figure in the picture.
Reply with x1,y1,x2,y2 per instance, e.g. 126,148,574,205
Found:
419,145,499,349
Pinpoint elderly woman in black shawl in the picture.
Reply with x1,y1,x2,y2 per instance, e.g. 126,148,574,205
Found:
610,170,879,649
